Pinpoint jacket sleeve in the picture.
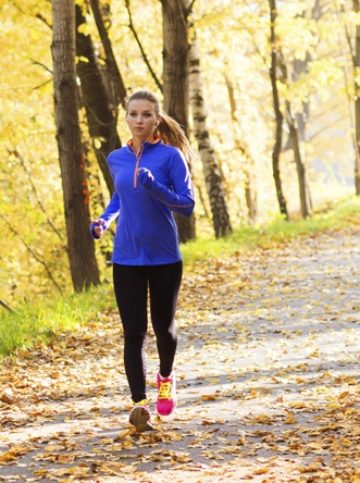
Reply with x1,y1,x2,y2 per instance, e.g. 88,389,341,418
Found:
99,191,121,228
97,154,121,229
142,150,195,217
89,190,120,239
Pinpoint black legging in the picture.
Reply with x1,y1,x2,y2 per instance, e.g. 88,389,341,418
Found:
113,261,183,402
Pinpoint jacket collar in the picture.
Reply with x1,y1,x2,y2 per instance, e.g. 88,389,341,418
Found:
127,136,161,154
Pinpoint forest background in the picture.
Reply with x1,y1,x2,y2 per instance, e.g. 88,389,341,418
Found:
1,0,360,310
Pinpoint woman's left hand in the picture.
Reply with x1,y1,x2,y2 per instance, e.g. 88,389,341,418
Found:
136,167,155,188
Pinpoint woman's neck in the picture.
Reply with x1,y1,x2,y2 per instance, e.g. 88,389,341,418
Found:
132,135,154,153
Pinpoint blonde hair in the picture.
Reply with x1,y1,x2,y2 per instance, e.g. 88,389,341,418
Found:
126,90,193,163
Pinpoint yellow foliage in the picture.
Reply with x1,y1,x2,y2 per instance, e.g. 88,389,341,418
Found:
0,0,357,301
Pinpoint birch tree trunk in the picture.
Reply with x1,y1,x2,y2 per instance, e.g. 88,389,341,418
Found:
161,0,196,242
353,0,360,194
189,36,232,237
51,0,100,291
224,75,258,224
269,0,289,219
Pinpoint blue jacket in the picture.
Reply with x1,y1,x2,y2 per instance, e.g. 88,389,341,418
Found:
91,140,195,265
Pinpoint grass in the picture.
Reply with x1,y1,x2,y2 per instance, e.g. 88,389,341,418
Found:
1,195,360,358
181,195,360,265
0,284,114,357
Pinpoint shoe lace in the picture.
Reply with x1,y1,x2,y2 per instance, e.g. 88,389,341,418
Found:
134,399,148,408
158,381,172,400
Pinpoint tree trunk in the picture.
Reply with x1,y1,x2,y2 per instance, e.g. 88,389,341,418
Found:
287,105,312,218
340,1,360,194
269,0,289,219
353,0,360,194
283,56,310,150
89,0,127,110
161,0,195,242
189,35,232,237
195,184,211,220
283,0,323,150
162,0,189,135
51,0,100,291
75,4,121,195
279,57,312,218
224,74,258,224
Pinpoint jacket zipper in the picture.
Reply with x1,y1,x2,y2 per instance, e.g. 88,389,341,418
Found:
133,144,144,189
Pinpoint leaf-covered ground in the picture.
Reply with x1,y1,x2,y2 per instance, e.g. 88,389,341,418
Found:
0,228,360,482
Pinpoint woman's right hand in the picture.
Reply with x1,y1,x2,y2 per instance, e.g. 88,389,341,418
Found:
90,219,106,239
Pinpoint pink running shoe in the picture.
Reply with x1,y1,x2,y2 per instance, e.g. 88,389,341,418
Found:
129,399,153,432
156,372,177,416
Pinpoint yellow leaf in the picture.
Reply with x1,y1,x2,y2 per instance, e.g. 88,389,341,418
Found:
254,466,270,475
114,429,131,441
0,445,31,465
50,371,61,379
307,441,323,450
251,414,273,424
237,435,247,446
289,401,308,409
201,394,218,401
284,411,297,424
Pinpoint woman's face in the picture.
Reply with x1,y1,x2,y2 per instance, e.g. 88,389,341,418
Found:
126,99,159,141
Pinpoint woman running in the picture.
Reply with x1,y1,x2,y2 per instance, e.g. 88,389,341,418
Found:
90,89,195,432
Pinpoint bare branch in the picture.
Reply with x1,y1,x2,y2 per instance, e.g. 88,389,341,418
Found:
186,0,197,17
235,17,269,68
9,0,52,28
339,4,355,66
35,13,51,28
307,115,347,142
89,0,127,108
0,299,15,313
7,149,64,243
8,0,27,15
124,0,163,92
30,59,53,75
32,79,53,91
0,215,63,295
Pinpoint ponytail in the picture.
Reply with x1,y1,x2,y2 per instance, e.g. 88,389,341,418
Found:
156,113,193,164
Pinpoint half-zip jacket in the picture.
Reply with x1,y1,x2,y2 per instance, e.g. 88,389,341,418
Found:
95,140,195,266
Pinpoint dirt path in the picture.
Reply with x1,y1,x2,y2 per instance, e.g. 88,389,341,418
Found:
0,229,359,482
